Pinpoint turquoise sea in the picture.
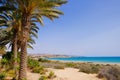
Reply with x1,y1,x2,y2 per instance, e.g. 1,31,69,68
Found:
47,57,120,63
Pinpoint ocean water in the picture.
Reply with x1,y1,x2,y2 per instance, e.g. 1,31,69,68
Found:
47,57,120,63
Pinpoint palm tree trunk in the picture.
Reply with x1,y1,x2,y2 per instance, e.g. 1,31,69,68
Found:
18,13,31,80
18,38,27,80
13,36,18,79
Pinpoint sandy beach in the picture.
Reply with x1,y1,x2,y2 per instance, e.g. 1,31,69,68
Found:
27,68,102,80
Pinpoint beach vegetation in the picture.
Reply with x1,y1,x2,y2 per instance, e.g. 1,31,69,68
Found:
40,60,65,69
48,71,56,79
79,64,92,73
39,76,48,80
79,63,101,74
27,58,40,69
65,62,76,67
32,66,46,74
27,58,47,74
6,69,15,78
38,58,50,62
98,65,120,80
39,71,56,80
0,72,6,80
54,65,65,69
1,58,9,68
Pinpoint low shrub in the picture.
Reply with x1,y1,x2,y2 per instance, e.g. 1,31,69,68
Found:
6,69,15,77
98,66,120,80
65,62,76,67
79,64,91,73
32,66,46,74
79,63,100,74
91,64,101,73
2,52,14,66
54,65,65,69
1,58,8,67
40,63,54,68
0,72,6,80
39,76,48,80
48,71,56,79
38,58,50,62
40,61,65,69
27,58,47,74
27,58,40,69
32,67,43,73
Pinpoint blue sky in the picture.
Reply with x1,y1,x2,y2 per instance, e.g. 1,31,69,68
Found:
28,0,120,56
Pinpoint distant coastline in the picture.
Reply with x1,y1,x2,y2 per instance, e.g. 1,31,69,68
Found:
28,53,71,59
47,57,120,64
28,54,120,64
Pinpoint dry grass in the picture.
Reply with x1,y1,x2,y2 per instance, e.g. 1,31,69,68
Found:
98,65,120,80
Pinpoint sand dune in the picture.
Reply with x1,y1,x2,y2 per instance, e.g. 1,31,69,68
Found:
27,68,102,80
49,68,102,80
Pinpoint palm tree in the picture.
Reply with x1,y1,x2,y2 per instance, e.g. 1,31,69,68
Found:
0,9,39,79
0,10,22,79
15,0,67,79
0,0,67,79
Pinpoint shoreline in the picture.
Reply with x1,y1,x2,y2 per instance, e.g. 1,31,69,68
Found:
47,59,120,65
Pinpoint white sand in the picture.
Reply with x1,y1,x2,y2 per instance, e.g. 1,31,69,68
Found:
27,68,102,80
27,71,40,80
48,68,102,80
